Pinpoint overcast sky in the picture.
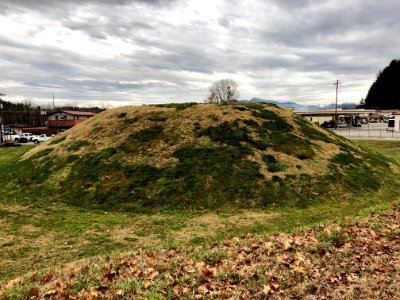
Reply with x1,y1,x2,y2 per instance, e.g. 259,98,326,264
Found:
0,0,399,107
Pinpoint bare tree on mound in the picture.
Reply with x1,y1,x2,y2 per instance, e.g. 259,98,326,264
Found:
206,79,239,103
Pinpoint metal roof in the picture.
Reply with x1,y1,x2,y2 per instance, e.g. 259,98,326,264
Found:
296,109,376,116
48,110,97,116
61,110,96,116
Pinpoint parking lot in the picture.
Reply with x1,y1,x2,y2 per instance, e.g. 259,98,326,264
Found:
331,123,400,140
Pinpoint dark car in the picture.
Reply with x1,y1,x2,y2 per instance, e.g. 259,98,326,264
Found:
321,120,336,128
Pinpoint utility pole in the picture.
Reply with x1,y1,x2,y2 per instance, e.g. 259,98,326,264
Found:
333,80,340,129
0,92,5,144
0,106,3,144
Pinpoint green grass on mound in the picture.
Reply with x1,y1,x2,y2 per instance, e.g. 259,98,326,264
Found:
0,140,400,278
3,139,390,212
2,103,398,213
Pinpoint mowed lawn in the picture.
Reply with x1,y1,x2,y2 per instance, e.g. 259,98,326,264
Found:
0,140,399,279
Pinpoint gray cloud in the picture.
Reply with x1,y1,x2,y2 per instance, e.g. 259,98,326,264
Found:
0,0,177,9
0,0,399,106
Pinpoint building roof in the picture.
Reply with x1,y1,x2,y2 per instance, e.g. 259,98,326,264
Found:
61,110,96,116
48,110,97,116
296,109,376,116
48,120,86,127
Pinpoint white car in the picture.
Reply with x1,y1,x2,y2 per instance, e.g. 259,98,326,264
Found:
32,134,53,144
2,134,20,142
17,133,35,142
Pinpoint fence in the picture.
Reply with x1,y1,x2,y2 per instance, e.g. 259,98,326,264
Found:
331,128,400,139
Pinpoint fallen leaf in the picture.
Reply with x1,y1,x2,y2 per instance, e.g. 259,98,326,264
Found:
27,287,40,297
5,277,23,288
263,284,272,295
144,281,152,289
202,266,213,278
149,271,159,280
43,289,58,297
292,265,305,273
282,238,293,250
265,241,274,249
198,285,209,294
271,283,280,290
39,273,55,285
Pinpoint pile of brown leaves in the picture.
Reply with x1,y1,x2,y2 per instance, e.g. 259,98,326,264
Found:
1,205,399,299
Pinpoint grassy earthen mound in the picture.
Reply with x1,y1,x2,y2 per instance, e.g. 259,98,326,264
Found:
20,102,397,211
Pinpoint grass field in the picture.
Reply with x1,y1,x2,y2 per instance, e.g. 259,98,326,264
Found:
356,140,400,161
1,140,399,282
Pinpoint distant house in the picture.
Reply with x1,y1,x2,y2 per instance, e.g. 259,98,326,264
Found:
47,110,96,132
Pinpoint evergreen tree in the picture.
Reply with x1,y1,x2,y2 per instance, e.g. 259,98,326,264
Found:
364,59,400,109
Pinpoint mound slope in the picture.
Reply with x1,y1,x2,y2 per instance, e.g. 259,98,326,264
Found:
20,103,397,211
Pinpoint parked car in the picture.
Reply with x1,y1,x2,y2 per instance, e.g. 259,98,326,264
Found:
2,134,20,142
337,122,348,128
321,120,336,128
16,133,35,142
32,134,53,144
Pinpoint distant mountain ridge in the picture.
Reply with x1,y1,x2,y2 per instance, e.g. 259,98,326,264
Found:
241,98,358,111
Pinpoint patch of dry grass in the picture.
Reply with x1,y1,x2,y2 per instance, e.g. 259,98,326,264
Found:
0,200,284,278
2,204,398,299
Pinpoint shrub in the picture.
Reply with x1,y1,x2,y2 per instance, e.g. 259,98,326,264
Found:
233,106,247,111
49,136,66,145
120,126,164,152
30,148,53,160
199,121,250,147
96,147,117,160
262,154,287,172
294,116,333,143
153,102,197,111
148,112,168,122
331,153,362,166
68,140,90,151
242,119,258,127
262,154,277,164
319,230,347,247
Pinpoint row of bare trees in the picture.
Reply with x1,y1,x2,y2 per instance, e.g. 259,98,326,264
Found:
0,99,104,127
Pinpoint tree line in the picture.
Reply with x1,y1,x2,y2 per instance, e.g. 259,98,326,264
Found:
0,98,104,127
363,59,400,109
